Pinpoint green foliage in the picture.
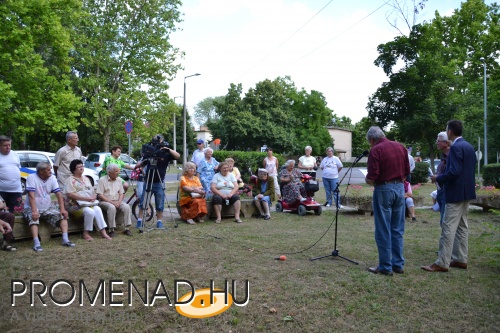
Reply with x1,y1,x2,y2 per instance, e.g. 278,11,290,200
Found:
193,96,225,128
483,164,500,188
71,0,183,151
368,0,500,163
212,151,286,182
0,0,83,146
207,76,334,155
412,162,430,185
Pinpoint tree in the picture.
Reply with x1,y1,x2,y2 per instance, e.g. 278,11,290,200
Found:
193,96,225,128
368,0,499,165
72,0,183,151
207,76,334,155
0,0,83,149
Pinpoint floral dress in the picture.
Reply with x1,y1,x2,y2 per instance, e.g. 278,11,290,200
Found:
279,168,306,204
197,158,219,193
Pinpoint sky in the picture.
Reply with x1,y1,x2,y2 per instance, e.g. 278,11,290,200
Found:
167,0,493,126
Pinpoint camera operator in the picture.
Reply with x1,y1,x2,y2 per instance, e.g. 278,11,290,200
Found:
135,134,180,229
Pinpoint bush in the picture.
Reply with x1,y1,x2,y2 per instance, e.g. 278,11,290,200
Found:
412,162,430,185
212,151,286,182
483,163,500,188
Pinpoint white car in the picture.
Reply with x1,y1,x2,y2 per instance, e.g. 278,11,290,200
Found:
14,150,99,193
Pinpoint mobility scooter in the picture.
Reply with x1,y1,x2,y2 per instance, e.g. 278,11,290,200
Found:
275,172,322,216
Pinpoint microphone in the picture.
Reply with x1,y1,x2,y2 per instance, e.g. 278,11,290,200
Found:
354,150,369,163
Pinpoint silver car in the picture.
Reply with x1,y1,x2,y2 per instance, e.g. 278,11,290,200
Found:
84,152,137,179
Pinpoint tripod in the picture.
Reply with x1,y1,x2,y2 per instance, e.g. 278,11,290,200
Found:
310,155,366,264
138,158,178,233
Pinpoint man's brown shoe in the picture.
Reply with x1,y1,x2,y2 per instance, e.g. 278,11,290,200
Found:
449,261,467,269
421,263,448,272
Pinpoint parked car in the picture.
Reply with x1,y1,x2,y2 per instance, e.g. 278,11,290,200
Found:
84,152,137,179
14,150,99,194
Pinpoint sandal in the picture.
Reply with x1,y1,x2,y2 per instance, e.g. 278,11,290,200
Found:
235,218,243,223
215,219,221,224
2,243,17,252
186,219,196,225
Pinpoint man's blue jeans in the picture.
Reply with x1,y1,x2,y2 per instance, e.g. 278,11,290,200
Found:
139,182,164,212
372,183,405,272
323,177,340,207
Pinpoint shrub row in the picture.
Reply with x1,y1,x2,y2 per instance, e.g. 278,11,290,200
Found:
483,163,500,188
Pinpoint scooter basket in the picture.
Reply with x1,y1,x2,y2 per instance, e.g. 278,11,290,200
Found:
304,181,319,193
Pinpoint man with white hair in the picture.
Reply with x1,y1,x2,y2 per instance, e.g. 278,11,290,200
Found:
435,131,451,227
54,131,82,187
365,126,410,276
97,164,132,237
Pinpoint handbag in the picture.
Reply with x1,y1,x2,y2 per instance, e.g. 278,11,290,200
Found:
77,200,100,207
190,192,202,198
76,189,99,207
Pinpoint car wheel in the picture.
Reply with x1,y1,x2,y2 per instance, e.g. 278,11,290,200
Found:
21,179,26,195
275,202,283,212
298,205,307,216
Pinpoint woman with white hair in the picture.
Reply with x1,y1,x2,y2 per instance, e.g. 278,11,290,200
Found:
298,145,317,178
197,148,219,194
252,169,275,220
320,147,343,208
279,160,306,204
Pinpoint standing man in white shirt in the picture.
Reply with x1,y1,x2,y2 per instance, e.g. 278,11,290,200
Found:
54,131,82,188
191,139,205,167
0,135,23,213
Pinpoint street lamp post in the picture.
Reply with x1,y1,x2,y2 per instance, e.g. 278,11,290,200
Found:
173,96,182,167
183,73,201,165
480,57,488,165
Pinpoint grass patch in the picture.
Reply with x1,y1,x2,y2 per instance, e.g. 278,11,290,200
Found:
1,184,499,332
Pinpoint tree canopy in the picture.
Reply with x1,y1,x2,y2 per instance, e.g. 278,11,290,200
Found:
206,76,334,155
367,0,499,162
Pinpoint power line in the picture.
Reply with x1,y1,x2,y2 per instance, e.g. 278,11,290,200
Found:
235,0,335,81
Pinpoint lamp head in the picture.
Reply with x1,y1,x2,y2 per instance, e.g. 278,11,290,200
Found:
480,57,485,62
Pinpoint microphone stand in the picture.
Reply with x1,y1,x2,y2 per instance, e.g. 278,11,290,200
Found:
310,154,366,264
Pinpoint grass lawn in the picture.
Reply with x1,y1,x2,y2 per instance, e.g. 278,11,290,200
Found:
0,184,499,332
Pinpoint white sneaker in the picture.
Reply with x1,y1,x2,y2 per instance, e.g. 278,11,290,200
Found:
326,204,331,207
338,205,344,209
300,197,306,202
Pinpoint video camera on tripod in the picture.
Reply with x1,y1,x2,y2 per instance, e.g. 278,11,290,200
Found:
141,135,171,160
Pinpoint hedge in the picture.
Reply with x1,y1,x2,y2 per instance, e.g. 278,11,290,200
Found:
483,163,500,188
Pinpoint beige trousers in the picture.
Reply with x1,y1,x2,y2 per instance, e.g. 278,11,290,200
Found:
436,201,469,268
99,202,132,229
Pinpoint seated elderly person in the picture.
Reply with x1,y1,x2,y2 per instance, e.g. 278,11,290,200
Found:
64,159,111,240
226,157,252,197
97,164,132,237
404,181,417,221
23,162,75,252
0,195,16,251
179,162,207,225
279,160,307,204
210,162,242,223
252,168,276,220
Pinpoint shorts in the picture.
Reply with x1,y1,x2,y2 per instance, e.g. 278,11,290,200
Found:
23,204,64,227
